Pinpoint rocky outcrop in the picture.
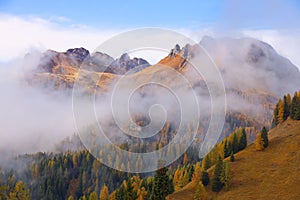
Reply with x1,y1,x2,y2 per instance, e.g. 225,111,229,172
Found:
36,48,150,75
109,53,150,74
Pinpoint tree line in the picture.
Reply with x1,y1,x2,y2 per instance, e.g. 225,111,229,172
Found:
272,91,300,127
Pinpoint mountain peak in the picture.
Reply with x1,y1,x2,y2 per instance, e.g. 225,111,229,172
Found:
65,47,90,62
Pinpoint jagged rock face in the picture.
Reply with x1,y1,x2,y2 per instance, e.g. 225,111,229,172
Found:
83,52,115,72
66,47,90,62
109,53,150,74
36,48,90,75
37,49,150,75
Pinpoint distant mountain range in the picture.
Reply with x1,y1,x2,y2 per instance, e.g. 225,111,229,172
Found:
24,37,300,140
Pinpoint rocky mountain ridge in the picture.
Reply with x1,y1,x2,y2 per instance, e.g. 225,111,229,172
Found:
25,37,300,139
36,47,150,75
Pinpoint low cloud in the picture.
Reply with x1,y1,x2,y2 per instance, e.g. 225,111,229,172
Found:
0,55,76,155
0,13,119,61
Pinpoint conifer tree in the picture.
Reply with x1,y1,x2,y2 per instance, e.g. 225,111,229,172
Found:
109,191,116,200
187,165,195,182
238,128,247,151
100,184,109,200
230,152,235,162
201,171,210,186
277,99,284,124
193,182,208,200
272,105,279,128
202,155,210,171
151,161,171,200
9,181,30,200
212,156,223,192
192,162,202,184
231,133,239,153
291,93,300,120
283,95,290,120
290,92,298,119
261,126,269,148
223,140,230,158
115,184,125,200
173,168,181,191
255,133,265,151
168,175,174,195
88,191,98,200
220,162,232,191
125,179,138,200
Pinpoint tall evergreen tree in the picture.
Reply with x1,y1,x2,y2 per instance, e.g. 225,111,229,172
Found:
261,126,269,148
151,161,171,200
193,182,208,200
115,184,125,200
220,162,232,191
277,99,284,124
202,155,210,171
272,105,279,128
230,152,235,162
293,93,300,120
283,95,290,120
100,184,109,200
201,171,210,186
212,156,223,192
168,175,174,195
223,140,230,158
187,164,195,182
238,128,247,151
290,93,298,119
232,133,239,153
88,191,98,200
192,162,202,184
125,179,138,200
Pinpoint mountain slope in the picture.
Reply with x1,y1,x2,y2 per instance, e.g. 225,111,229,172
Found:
26,37,300,140
168,119,300,200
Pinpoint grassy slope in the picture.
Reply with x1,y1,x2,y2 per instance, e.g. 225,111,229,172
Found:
169,119,300,200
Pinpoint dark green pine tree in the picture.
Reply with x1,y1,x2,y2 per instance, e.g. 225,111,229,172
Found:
212,156,224,192
290,93,298,120
115,184,125,200
76,176,83,200
201,171,210,186
238,128,247,151
203,155,211,171
230,152,235,162
187,165,194,182
283,95,290,120
223,140,230,158
272,105,279,128
231,133,239,154
168,175,174,194
151,161,172,200
125,179,138,200
294,94,300,120
261,126,269,148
